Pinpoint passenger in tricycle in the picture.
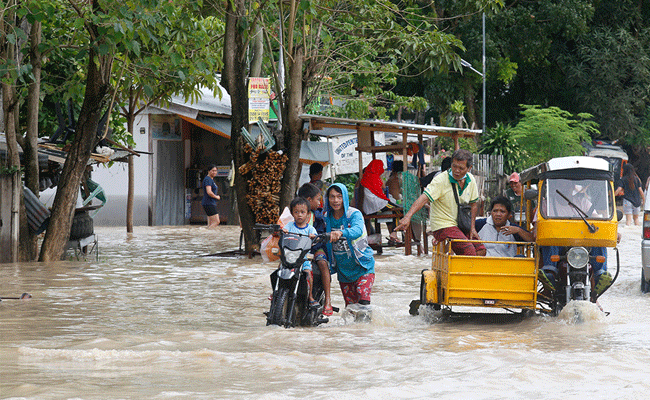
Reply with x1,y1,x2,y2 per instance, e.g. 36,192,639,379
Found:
476,196,534,257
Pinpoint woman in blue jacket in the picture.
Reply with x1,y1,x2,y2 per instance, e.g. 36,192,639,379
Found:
324,183,376,307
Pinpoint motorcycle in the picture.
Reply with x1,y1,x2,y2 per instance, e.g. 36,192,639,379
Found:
524,156,622,315
256,224,337,328
539,246,619,314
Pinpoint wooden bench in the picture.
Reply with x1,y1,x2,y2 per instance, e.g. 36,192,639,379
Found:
355,186,421,255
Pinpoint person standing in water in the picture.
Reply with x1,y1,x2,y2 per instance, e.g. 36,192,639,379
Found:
324,183,376,308
396,149,486,256
202,164,221,228
615,163,644,226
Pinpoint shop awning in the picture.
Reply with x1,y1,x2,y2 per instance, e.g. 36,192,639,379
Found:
180,114,272,142
179,115,230,139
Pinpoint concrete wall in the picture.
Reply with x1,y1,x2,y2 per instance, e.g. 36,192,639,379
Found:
92,113,152,226
92,195,149,227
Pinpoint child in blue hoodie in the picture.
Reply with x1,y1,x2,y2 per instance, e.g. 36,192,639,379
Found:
324,183,376,307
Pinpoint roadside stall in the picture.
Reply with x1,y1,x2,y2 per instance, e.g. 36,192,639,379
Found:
300,114,481,255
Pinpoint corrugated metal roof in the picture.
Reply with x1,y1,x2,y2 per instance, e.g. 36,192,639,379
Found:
300,114,481,138
169,86,232,117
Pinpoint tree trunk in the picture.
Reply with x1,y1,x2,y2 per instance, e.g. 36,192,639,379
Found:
1,1,20,262
126,114,135,233
279,46,304,210
19,17,42,261
222,0,257,255
127,149,134,232
250,25,264,77
39,46,113,261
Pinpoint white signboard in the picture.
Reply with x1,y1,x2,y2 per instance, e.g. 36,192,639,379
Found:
248,77,270,123
330,133,386,175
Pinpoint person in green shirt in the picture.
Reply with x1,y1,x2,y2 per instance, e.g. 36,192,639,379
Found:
396,149,486,256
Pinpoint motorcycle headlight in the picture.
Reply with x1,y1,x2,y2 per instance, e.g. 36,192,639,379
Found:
284,249,301,264
567,247,589,269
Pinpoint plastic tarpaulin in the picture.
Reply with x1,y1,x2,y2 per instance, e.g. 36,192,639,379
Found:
300,141,332,164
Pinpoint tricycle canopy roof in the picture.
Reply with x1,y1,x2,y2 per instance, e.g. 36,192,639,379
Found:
520,156,614,183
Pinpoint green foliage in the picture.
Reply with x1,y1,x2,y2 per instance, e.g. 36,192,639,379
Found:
389,1,505,127
485,0,596,124
566,27,650,142
511,105,599,168
241,0,476,123
479,122,525,174
435,136,478,154
0,165,22,175
25,0,223,146
496,57,518,84
450,100,466,116
634,106,650,148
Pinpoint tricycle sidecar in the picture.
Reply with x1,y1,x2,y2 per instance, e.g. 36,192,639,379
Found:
421,240,538,312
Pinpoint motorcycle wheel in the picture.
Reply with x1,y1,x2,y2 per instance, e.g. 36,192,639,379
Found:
269,287,289,326
271,287,299,328
642,269,650,294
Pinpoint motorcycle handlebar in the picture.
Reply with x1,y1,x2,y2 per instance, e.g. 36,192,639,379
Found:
253,223,281,231
254,224,342,242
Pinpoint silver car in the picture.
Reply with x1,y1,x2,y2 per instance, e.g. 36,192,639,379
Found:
642,195,650,293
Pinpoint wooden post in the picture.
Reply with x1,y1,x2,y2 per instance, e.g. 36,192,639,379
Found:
11,171,20,262
402,131,408,169
358,145,363,181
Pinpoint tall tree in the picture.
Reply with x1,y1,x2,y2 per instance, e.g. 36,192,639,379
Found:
39,0,116,261
211,0,488,252
219,0,254,251
0,0,45,261
40,0,207,260
114,13,223,233
511,105,598,168
0,0,22,262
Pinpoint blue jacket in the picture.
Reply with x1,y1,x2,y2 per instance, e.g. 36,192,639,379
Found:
324,183,375,278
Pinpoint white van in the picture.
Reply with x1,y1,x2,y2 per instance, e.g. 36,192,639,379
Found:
585,142,628,179
641,195,650,292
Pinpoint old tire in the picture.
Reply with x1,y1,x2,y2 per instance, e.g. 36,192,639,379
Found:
70,212,93,240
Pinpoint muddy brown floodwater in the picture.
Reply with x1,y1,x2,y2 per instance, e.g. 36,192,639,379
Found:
2,224,650,399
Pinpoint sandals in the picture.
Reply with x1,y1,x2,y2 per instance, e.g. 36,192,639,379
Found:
386,236,403,246
323,305,334,316
309,300,320,307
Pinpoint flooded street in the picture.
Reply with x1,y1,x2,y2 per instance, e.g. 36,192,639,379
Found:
2,223,650,399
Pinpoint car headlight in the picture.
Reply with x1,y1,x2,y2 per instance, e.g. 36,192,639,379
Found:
567,247,589,269
284,249,301,264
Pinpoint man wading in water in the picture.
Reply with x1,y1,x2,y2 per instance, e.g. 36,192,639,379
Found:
396,149,486,256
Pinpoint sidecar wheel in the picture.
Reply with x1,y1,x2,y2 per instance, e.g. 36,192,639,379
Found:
642,269,650,294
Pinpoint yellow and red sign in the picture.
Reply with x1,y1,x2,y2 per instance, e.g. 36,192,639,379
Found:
248,77,271,124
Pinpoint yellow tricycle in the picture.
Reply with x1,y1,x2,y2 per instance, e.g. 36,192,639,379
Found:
413,156,621,318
